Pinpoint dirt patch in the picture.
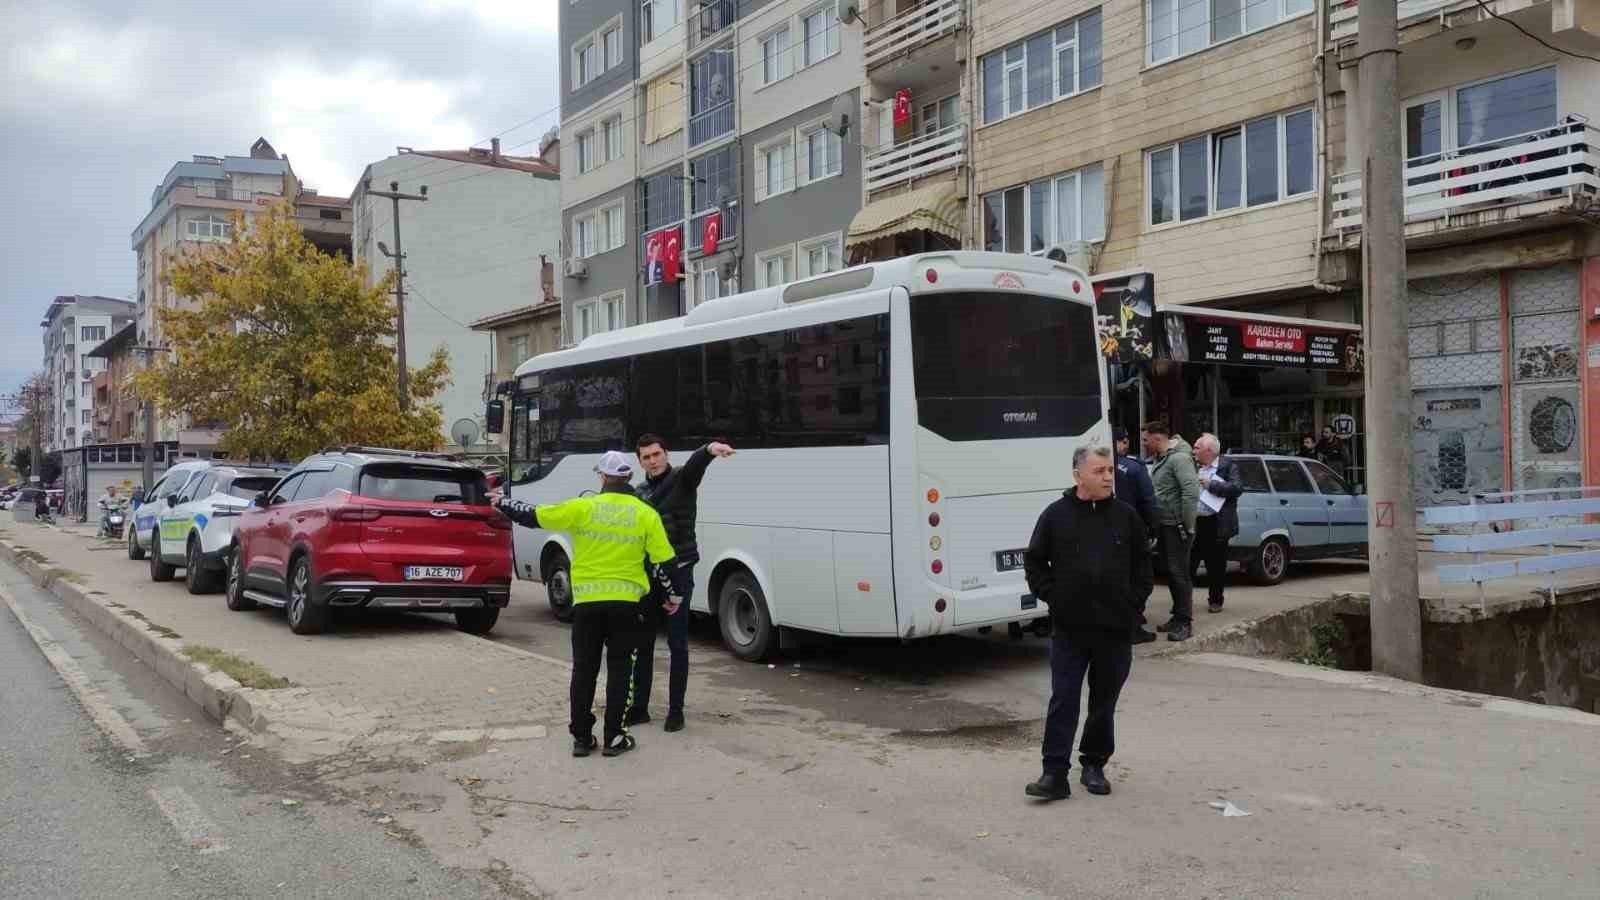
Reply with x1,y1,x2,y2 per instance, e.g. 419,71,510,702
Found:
119,608,182,640
45,567,88,585
889,718,1040,750
181,644,293,689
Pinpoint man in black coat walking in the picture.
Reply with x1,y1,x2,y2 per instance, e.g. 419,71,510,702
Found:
1190,433,1244,614
629,434,736,733
1023,445,1152,801
1113,427,1159,643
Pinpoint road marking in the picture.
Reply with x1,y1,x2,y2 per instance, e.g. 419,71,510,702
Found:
0,583,150,756
148,786,229,854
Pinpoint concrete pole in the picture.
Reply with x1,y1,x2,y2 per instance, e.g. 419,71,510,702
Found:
1358,0,1423,681
389,194,410,411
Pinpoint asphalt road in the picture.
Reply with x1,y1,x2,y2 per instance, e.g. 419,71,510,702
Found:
0,560,510,900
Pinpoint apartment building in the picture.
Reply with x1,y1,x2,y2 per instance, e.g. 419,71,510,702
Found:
38,295,136,451
85,323,141,444
351,138,561,442
560,0,864,341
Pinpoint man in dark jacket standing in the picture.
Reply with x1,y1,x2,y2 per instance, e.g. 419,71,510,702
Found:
629,434,736,733
1113,428,1158,644
1190,433,1244,614
1023,445,1152,801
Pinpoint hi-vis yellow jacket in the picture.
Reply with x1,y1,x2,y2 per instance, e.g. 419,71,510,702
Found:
499,486,677,604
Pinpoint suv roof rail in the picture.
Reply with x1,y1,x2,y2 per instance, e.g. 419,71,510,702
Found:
320,445,458,461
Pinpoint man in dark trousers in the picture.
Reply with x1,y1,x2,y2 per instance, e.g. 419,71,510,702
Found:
1113,427,1158,643
1143,421,1200,642
1190,433,1244,614
497,451,689,758
1023,445,1152,801
629,434,736,733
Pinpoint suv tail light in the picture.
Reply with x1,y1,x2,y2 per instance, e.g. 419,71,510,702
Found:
333,506,383,522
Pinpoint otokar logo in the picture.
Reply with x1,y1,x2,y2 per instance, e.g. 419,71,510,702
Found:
1002,411,1038,424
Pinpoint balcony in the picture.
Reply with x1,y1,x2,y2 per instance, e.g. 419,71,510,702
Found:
865,0,965,70
864,124,966,194
1329,0,1565,44
689,101,734,148
1327,118,1598,244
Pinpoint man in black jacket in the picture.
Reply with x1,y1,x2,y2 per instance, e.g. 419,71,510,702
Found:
1190,433,1244,614
629,434,736,733
1114,427,1158,643
1023,445,1152,801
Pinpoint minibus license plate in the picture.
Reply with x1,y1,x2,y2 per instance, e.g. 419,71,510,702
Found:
995,549,1026,572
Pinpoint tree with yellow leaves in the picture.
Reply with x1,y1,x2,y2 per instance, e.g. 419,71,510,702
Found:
135,202,450,462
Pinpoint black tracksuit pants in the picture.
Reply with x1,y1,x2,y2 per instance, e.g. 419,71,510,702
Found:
569,601,646,744
1041,629,1133,774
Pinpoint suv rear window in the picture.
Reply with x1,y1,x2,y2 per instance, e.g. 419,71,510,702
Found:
226,476,280,499
358,464,487,505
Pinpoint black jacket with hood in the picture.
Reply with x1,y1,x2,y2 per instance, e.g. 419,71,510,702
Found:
635,444,717,566
1023,490,1153,636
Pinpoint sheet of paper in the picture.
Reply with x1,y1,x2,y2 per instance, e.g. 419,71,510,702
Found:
1199,489,1224,513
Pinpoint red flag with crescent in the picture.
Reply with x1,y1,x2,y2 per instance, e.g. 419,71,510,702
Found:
703,211,721,256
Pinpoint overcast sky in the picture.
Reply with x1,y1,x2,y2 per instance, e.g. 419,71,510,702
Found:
0,0,559,403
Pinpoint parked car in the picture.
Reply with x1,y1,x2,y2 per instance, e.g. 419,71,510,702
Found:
227,447,512,635
128,461,211,563
131,463,283,594
1225,453,1368,585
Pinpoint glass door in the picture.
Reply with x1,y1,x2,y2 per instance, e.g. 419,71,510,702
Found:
1404,94,1447,214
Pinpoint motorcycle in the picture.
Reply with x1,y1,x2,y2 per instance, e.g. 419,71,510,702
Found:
99,502,127,539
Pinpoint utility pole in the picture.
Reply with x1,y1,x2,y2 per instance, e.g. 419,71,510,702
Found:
133,344,172,492
1358,0,1422,681
368,179,428,411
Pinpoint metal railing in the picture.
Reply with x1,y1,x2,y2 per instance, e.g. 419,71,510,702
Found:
1425,486,1600,606
1329,118,1598,233
688,101,735,148
865,0,965,69
1329,0,1480,42
864,124,966,193
688,201,740,252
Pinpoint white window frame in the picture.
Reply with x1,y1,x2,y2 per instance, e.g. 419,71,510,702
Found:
982,9,1102,126
641,0,680,44
573,212,596,259
755,246,794,288
798,118,842,186
920,94,960,137
983,162,1106,254
576,128,596,173
598,201,625,253
1145,107,1316,230
799,4,841,69
796,232,842,278
508,334,530,364
755,133,794,202
574,40,596,90
760,25,793,86
574,292,626,341
602,24,622,71
185,215,231,241
1145,0,1314,68
603,115,624,163
694,266,722,309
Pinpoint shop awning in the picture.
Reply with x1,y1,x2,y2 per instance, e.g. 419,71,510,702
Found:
845,181,963,250
1161,305,1364,373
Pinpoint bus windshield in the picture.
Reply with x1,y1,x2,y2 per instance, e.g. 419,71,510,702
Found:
910,291,1101,441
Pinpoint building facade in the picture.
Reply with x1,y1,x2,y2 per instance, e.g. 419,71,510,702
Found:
351,140,561,445
38,295,136,451
85,322,140,444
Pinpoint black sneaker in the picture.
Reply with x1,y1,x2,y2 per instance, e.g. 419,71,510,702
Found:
602,734,636,757
1166,623,1193,642
1155,619,1177,632
1024,770,1071,801
572,735,597,758
1131,628,1158,645
624,709,651,727
663,711,684,733
1208,600,1224,614
1080,765,1112,795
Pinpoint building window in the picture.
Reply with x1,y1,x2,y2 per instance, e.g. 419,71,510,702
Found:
575,41,596,89
83,409,92,424
641,0,680,43
577,129,596,173
574,214,595,259
601,203,624,251
696,267,722,308
921,95,959,136
1405,66,1558,171
185,215,231,240
1147,0,1313,66
508,334,530,365
983,163,1106,253
689,48,735,147
80,326,106,343
1147,108,1315,227
800,121,842,185
602,25,622,70
797,234,842,278
574,293,626,341
640,170,685,235
756,135,793,201
800,4,840,67
761,26,792,85
603,116,623,163
574,202,625,258
982,8,1102,125
757,248,794,288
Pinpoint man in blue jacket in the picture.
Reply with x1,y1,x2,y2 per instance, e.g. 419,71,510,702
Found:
1114,428,1158,643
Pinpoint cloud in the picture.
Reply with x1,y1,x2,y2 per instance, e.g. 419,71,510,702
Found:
0,0,560,396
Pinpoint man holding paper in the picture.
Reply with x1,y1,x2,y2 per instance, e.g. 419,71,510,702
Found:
1190,434,1244,615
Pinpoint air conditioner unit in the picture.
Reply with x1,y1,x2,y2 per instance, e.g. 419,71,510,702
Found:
563,258,589,279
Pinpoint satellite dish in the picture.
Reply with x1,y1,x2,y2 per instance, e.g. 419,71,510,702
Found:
710,72,727,100
828,93,855,137
840,2,862,25
451,417,481,450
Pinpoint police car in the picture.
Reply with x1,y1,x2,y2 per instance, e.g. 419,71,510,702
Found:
128,461,283,594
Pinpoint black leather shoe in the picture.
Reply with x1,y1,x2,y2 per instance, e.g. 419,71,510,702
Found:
663,711,684,733
572,735,597,757
1132,628,1158,644
1156,619,1176,632
624,709,651,727
1025,771,1071,801
1167,623,1193,642
1208,599,1224,614
1080,765,1112,795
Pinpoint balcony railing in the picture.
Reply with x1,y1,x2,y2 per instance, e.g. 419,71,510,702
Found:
1329,118,1599,234
864,124,967,194
1329,0,1505,43
688,101,735,148
865,0,965,70
688,200,740,253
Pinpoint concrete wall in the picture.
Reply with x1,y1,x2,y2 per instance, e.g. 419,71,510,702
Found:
561,0,637,117
563,85,637,209
353,154,562,441
1423,596,1600,714
972,0,1319,304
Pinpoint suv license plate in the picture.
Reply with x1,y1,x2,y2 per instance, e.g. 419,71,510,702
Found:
405,566,464,581
994,549,1027,572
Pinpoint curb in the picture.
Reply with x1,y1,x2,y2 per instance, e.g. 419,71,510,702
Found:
0,534,270,737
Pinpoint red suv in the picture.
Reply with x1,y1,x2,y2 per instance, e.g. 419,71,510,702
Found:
226,447,512,635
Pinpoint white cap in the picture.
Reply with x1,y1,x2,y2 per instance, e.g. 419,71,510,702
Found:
594,450,635,478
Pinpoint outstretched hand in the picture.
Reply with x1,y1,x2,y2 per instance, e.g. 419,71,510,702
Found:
708,441,736,458
663,596,683,616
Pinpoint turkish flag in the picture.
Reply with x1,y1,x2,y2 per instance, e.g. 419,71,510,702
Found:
703,211,721,255
662,227,682,282
893,89,911,126
644,230,663,285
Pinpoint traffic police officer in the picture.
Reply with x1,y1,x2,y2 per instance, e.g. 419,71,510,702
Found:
497,451,689,757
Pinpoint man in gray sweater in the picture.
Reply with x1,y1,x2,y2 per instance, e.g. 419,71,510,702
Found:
1141,422,1199,642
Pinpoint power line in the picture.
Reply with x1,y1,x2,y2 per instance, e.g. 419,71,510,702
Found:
1470,0,1600,63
